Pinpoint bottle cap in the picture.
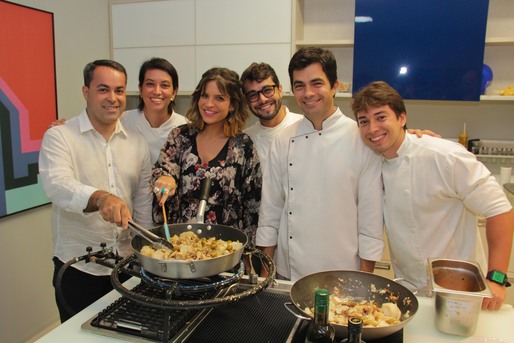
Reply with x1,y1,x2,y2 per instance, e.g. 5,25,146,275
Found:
348,317,363,332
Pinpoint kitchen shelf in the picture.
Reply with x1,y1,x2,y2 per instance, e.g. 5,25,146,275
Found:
477,154,514,159
295,39,353,48
485,37,514,46
480,95,514,102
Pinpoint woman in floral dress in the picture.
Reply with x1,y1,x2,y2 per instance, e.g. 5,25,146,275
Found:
151,67,262,248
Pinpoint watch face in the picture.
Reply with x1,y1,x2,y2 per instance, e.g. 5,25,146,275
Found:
491,271,506,284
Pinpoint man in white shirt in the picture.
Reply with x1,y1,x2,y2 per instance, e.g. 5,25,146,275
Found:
256,48,384,281
240,62,303,169
352,81,514,310
39,60,153,321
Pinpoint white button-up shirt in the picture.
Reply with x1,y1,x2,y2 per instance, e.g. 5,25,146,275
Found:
382,134,512,293
39,110,153,275
122,109,187,164
257,108,384,281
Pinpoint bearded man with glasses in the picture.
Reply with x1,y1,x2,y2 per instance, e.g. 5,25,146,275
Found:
241,63,303,169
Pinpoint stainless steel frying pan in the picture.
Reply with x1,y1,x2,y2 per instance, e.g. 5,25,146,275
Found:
130,177,248,279
287,270,419,340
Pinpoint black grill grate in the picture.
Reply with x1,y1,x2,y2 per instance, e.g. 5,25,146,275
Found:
184,290,297,342
90,282,215,341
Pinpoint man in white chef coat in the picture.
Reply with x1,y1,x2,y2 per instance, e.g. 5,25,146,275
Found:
352,81,514,310
39,59,153,321
240,62,303,170
256,47,385,281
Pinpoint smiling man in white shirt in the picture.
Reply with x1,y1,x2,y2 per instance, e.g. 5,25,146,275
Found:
39,59,153,322
240,63,303,170
352,81,514,310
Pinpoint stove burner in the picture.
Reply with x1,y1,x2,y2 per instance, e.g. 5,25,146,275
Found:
139,261,245,292
80,248,277,342
110,251,275,310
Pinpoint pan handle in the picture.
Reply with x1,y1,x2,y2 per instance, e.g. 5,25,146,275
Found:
393,278,419,295
284,302,312,321
196,177,212,224
199,176,212,201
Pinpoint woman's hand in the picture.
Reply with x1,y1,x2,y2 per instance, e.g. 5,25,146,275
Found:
153,176,177,205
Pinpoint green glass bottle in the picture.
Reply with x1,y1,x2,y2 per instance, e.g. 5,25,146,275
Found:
305,289,335,343
339,317,365,343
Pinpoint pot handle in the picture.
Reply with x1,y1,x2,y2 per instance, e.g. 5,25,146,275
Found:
284,302,311,321
196,177,211,224
393,277,419,295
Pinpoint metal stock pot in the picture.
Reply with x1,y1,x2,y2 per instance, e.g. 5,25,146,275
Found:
288,270,419,340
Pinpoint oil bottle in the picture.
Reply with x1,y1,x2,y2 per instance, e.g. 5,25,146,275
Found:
458,122,468,147
305,289,335,343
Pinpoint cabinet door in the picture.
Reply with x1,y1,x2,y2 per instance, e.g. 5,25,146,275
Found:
196,44,292,91
111,1,195,48
112,0,197,93
196,0,291,45
113,46,196,93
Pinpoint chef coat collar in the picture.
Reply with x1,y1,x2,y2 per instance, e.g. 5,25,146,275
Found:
383,131,412,163
302,106,341,131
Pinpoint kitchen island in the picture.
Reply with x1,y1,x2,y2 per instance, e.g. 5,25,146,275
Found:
36,277,514,343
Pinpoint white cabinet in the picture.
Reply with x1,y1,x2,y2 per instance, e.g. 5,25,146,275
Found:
111,1,197,92
196,0,290,45
291,0,514,102
292,0,354,94
483,0,514,98
110,0,291,93
111,1,195,48
195,44,292,92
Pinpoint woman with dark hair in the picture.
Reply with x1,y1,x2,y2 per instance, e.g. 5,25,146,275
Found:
151,67,262,250
123,57,187,163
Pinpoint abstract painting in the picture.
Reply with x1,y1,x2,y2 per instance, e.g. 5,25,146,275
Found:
0,1,57,217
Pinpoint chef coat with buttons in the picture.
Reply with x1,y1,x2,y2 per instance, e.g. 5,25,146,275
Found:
256,108,384,281
382,133,512,293
244,107,303,171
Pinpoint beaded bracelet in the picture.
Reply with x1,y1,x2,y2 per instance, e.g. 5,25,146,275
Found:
96,192,112,210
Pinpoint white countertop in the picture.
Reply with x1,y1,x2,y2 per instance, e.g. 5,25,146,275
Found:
36,277,514,343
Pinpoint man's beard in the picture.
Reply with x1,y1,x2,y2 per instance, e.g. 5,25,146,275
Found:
252,99,282,122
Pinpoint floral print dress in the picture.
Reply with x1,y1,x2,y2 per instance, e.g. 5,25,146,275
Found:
152,124,262,245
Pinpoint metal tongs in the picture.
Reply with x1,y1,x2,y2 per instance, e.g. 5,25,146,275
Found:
128,220,173,250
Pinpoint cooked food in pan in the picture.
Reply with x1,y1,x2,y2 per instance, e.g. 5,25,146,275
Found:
140,231,243,261
304,286,405,327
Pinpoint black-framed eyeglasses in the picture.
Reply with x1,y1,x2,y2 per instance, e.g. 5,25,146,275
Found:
245,85,278,103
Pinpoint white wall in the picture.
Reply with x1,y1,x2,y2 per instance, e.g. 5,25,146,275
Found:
0,1,110,342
